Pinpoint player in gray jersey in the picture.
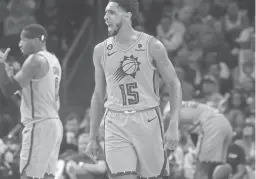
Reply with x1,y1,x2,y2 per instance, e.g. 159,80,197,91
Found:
0,24,63,179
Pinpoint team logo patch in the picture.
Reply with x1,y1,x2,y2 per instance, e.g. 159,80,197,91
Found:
113,55,140,83
107,44,113,51
135,43,145,51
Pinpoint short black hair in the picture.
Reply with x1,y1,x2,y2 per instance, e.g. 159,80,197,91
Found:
110,0,139,20
22,24,48,41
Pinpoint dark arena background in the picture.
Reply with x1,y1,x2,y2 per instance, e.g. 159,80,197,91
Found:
0,0,254,179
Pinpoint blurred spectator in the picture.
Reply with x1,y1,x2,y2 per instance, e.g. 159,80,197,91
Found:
227,136,247,179
156,11,185,62
0,148,20,179
60,113,80,154
0,138,20,179
225,90,245,133
235,125,255,162
57,133,106,179
222,1,250,48
1,0,36,57
244,96,255,125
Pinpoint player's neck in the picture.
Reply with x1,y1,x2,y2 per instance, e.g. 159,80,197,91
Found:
115,24,137,44
33,46,47,54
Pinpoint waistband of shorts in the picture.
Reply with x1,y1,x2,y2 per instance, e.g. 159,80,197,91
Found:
107,106,158,114
22,117,59,126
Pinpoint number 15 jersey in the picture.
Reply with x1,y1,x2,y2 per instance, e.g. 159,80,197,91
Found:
102,32,160,111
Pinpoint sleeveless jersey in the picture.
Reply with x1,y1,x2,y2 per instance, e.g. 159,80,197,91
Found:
102,32,160,111
20,51,61,124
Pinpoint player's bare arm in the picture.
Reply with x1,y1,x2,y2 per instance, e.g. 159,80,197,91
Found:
0,53,47,97
149,38,182,123
89,42,106,141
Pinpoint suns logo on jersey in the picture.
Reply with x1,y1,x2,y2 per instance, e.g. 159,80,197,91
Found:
113,55,140,83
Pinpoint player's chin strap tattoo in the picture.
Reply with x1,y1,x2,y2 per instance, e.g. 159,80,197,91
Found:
0,63,21,97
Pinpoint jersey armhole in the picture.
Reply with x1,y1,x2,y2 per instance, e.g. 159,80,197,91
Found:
31,53,50,82
100,40,107,71
146,36,156,70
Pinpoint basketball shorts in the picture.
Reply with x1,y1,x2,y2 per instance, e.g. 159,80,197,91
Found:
196,114,233,163
103,108,169,178
20,118,63,178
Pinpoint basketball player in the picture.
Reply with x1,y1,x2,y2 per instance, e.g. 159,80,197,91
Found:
170,101,233,179
86,0,182,179
0,24,63,179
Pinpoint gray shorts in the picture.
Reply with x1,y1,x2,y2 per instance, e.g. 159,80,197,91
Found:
20,118,63,178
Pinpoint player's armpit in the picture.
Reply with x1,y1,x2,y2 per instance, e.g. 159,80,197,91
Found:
89,42,106,140
149,38,182,117
0,63,21,97
14,54,45,88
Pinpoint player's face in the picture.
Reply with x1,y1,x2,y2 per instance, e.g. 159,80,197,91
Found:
227,3,238,16
104,2,126,36
19,30,35,55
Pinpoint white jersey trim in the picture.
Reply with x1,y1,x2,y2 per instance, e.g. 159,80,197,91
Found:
146,35,155,70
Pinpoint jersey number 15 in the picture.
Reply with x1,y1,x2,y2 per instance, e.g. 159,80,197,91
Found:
119,82,139,106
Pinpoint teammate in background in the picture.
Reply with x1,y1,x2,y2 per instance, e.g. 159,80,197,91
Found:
0,24,63,179
86,0,182,179
167,101,232,179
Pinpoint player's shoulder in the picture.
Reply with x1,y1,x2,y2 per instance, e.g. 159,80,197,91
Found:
147,36,166,57
23,53,47,69
148,36,165,50
93,41,105,59
94,41,105,51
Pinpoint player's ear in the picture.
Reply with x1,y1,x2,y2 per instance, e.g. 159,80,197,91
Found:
125,12,132,20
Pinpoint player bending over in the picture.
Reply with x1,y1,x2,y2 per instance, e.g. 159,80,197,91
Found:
166,101,233,179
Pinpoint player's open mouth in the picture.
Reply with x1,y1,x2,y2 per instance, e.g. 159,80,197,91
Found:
106,23,113,29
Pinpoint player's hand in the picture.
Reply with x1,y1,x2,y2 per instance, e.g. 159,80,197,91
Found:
0,48,11,63
85,139,98,163
164,116,179,151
